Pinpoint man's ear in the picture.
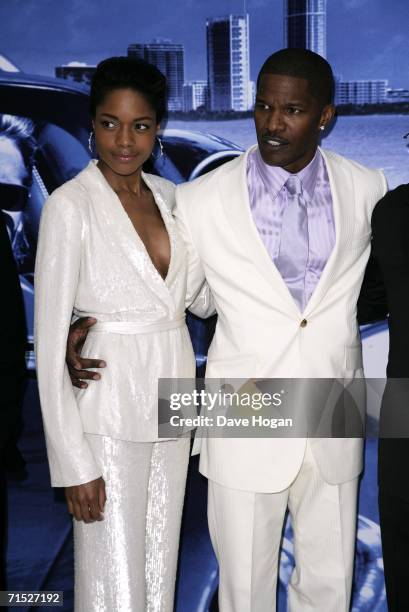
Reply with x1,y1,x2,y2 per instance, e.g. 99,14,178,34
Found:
319,104,336,131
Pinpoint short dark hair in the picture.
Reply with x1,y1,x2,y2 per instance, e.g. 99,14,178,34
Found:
257,48,335,107
0,114,36,185
90,56,167,123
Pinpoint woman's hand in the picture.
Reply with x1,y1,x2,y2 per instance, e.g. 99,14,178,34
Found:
65,476,106,523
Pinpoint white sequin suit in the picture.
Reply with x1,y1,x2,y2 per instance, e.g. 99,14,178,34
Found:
35,161,209,611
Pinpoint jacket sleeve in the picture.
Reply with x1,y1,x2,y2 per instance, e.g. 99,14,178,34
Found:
188,282,216,318
34,191,101,487
357,170,389,325
357,248,388,324
370,187,409,377
174,186,216,318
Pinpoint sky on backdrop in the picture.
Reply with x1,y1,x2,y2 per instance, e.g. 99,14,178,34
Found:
1,0,408,88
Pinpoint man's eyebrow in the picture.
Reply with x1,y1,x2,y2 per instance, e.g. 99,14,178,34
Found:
255,97,307,105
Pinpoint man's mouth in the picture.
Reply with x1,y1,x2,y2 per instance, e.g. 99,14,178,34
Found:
262,135,289,148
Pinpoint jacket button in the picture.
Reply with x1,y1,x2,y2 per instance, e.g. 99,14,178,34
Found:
300,319,307,328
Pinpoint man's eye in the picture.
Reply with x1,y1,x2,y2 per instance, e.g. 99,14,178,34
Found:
256,102,270,111
287,107,301,114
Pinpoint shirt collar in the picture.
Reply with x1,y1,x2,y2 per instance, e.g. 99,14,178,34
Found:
253,147,322,201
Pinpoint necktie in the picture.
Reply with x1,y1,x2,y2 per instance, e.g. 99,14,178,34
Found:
275,175,309,311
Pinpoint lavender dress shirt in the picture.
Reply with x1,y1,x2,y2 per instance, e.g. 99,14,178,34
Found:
247,147,335,311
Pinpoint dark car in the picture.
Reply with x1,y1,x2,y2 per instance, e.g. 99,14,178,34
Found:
0,69,242,371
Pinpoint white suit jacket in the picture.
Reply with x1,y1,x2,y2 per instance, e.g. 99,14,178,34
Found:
175,145,387,493
35,161,204,487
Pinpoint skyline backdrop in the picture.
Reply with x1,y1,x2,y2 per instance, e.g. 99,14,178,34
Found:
1,0,408,89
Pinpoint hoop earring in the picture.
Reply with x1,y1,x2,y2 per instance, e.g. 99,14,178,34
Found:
151,136,164,160
88,131,95,153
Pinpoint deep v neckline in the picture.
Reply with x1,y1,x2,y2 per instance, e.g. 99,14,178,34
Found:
94,162,173,284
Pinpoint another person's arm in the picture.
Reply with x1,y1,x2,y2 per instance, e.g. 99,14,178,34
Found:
357,248,388,325
66,317,106,389
370,189,409,376
0,212,27,471
174,186,216,317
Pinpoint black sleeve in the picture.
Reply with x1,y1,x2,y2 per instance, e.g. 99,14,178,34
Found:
0,213,27,455
0,213,27,366
357,245,388,325
370,186,409,377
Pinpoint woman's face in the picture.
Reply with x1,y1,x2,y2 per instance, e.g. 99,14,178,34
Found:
93,87,159,177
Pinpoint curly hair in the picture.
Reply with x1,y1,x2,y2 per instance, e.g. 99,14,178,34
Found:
90,56,167,124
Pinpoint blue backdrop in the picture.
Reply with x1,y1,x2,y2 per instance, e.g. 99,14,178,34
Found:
1,1,408,609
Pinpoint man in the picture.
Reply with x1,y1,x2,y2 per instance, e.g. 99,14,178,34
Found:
67,49,387,610
358,177,409,612
0,114,36,274
0,115,33,478
0,212,27,591
0,115,32,591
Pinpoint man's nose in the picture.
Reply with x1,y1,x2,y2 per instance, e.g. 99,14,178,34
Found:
266,109,285,132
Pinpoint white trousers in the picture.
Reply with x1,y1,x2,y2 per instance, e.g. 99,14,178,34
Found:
207,442,358,612
73,434,190,612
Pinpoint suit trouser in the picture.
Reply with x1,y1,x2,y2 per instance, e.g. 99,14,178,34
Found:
73,434,189,612
0,468,6,595
207,441,358,612
379,489,409,612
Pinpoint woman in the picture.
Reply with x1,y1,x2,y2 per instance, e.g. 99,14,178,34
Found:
35,56,206,611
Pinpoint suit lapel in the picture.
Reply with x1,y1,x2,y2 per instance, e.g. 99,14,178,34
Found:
219,147,300,316
83,161,174,309
303,148,355,316
142,171,182,298
218,147,356,318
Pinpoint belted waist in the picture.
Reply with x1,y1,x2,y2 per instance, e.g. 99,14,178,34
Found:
89,316,186,335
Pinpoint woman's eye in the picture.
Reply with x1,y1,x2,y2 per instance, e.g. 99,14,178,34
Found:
135,123,150,131
101,120,116,128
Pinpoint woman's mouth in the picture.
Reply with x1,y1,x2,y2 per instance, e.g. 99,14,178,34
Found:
113,153,138,162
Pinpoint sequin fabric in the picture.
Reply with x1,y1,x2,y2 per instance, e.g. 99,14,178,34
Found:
35,160,196,486
74,435,189,611
34,161,202,610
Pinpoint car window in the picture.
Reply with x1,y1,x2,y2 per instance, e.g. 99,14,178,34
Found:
0,114,90,368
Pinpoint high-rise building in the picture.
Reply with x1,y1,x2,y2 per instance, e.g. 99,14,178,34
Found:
183,81,208,112
55,62,96,86
248,80,256,110
335,80,388,105
128,40,185,111
284,0,326,58
387,88,409,103
207,14,250,112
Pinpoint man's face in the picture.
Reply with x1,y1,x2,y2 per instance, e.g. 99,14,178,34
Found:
254,73,335,173
0,137,29,212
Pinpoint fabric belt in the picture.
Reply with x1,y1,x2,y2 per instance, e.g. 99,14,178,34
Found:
89,316,186,335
